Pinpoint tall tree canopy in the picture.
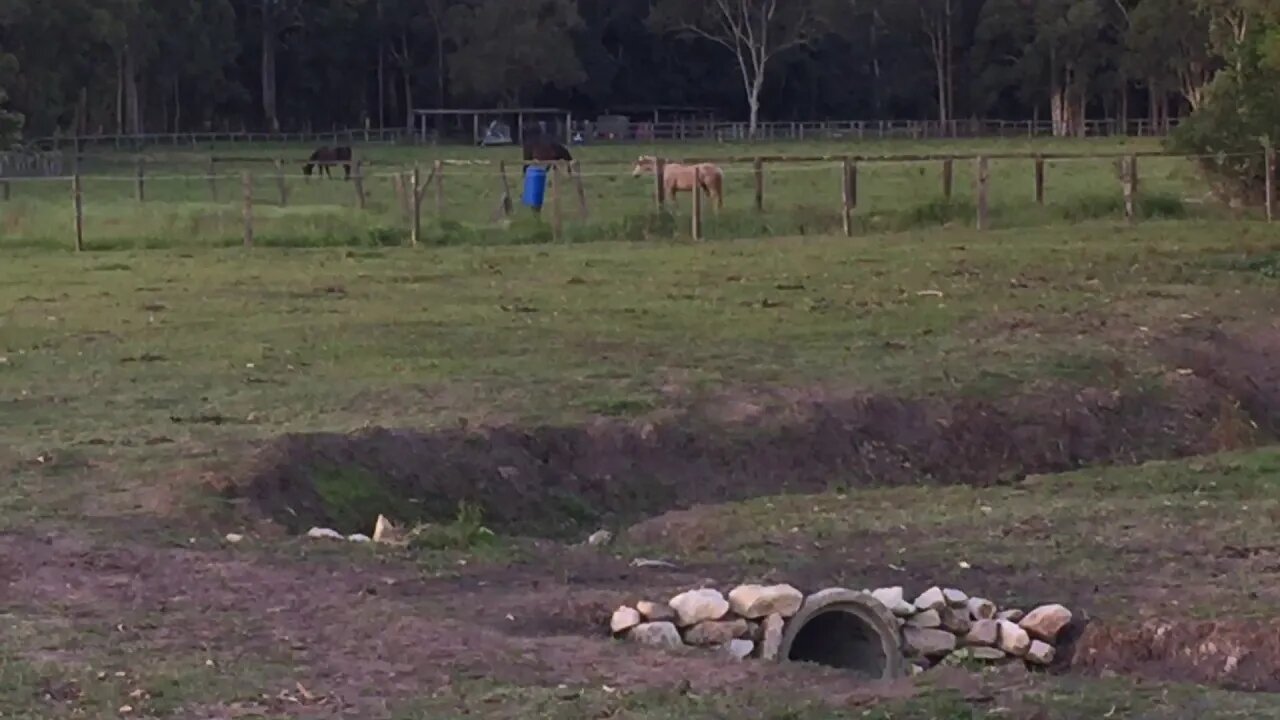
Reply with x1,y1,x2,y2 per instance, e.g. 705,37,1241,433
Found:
0,0,1254,139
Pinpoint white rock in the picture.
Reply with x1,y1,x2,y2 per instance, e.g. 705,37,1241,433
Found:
628,622,683,650
759,614,785,661
1026,640,1055,666
373,515,403,545
724,639,755,661
966,597,997,621
998,621,1031,657
669,589,730,627
630,558,678,569
1020,604,1073,642
636,600,676,622
943,588,968,607
903,627,957,658
347,533,372,543
940,607,971,634
964,619,999,647
970,647,1007,661
587,530,614,547
913,587,947,611
224,533,244,544
907,609,942,628
871,587,917,616
997,609,1024,622
306,527,343,540
728,584,803,619
683,619,750,647
611,606,642,634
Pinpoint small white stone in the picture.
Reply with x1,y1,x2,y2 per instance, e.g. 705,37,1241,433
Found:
871,587,917,616
966,597,997,620
611,606,642,634
347,533,371,543
728,584,804,619
724,639,755,661
306,527,343,540
636,600,676,622
587,530,614,547
970,647,1007,661
964,619,999,647
759,614,785,661
942,588,968,607
907,609,942,628
373,515,403,545
903,627,957,658
628,622,682,649
224,533,244,544
998,620,1031,657
913,587,947,611
669,588,730,627
1020,604,1073,642
1026,640,1055,666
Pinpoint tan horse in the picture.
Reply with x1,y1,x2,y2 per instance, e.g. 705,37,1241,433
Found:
632,156,724,211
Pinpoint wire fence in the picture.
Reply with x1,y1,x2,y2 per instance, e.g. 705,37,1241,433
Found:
0,148,1269,252
20,117,1180,153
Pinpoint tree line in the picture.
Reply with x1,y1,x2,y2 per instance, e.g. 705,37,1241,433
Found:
0,0,1266,142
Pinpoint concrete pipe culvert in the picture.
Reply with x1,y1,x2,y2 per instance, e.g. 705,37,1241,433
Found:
778,589,905,680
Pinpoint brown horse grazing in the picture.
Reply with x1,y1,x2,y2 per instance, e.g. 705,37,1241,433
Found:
632,155,724,211
303,146,353,180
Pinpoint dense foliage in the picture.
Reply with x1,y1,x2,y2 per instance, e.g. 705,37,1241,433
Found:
1169,1,1280,200
0,0,1251,138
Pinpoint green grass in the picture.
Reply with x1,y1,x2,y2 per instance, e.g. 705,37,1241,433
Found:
619,447,1280,619
0,137,1231,250
2,220,1278,527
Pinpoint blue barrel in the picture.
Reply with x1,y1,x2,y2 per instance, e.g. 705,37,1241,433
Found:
522,166,548,209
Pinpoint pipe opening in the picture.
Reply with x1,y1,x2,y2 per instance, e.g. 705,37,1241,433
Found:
786,609,888,678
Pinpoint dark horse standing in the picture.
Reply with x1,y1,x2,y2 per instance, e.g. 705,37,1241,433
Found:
522,134,573,176
303,146,353,180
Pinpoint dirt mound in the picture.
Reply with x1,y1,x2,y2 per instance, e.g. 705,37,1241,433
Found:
1072,618,1280,691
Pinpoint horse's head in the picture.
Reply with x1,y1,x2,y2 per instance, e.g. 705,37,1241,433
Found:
632,156,657,177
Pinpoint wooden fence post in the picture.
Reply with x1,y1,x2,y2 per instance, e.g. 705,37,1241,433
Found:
274,159,288,207
975,156,990,231
352,160,366,210
1267,146,1276,223
72,172,84,252
942,158,954,201
134,157,145,202
433,160,444,216
571,160,589,220
0,179,9,201
550,163,563,241
498,161,513,217
1123,155,1138,223
410,164,422,247
242,171,254,248
841,158,857,237
1034,155,1045,205
691,166,704,241
654,157,667,211
207,158,219,202
753,157,765,211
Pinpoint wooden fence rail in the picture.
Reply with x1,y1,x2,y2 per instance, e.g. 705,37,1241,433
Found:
28,147,1278,251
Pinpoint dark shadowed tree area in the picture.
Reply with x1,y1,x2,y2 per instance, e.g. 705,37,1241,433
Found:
0,0,1261,142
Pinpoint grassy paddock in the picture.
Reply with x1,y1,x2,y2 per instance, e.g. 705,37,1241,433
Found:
0,137,1224,250
2,220,1278,526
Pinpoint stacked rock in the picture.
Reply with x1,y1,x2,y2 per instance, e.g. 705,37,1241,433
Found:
876,586,1072,672
608,583,1073,675
610,584,804,661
